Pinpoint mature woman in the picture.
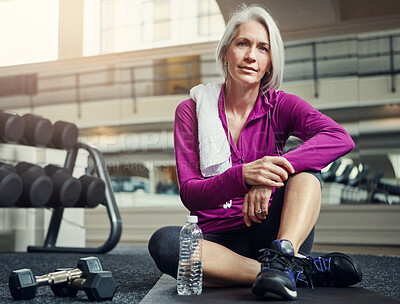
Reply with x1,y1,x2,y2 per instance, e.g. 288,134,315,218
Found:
149,4,362,301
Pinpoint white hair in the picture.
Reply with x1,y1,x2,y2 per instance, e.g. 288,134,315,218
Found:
216,4,284,91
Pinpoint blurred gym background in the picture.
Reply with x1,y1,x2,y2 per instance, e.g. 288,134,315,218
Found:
0,0,399,255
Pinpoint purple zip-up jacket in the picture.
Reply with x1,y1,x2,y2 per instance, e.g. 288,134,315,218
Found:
174,87,354,233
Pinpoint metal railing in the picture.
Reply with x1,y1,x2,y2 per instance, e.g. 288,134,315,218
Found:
1,32,399,112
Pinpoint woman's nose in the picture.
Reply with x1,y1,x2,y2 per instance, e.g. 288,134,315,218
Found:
245,47,256,62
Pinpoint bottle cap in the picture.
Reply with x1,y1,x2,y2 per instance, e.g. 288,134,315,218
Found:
186,215,198,223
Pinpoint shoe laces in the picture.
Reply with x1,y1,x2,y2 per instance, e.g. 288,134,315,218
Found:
294,256,333,288
257,248,295,272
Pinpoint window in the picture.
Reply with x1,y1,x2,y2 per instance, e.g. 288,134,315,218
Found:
155,166,178,195
83,0,225,56
100,0,115,53
197,0,224,37
0,0,59,67
142,0,171,43
154,0,171,41
108,162,150,194
142,0,155,43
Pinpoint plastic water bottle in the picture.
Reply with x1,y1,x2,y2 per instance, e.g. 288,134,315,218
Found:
177,215,203,295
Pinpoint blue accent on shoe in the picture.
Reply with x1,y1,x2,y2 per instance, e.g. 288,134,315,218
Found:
285,269,296,285
294,252,362,288
271,239,295,255
252,239,299,300
294,270,309,287
313,257,331,272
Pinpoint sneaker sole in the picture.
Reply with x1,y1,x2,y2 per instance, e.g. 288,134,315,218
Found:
252,277,297,301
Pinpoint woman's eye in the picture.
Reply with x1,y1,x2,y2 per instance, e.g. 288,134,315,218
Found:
259,46,268,52
238,41,247,46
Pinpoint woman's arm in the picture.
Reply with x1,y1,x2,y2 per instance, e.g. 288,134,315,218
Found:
273,92,355,172
174,99,249,211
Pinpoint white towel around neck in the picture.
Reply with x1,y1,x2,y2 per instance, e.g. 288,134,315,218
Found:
189,83,231,177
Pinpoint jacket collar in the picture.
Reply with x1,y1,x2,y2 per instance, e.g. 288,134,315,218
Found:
218,84,273,124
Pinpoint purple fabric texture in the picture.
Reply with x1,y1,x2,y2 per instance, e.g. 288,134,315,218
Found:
174,87,354,233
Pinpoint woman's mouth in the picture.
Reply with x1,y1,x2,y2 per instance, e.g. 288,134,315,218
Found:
240,66,258,72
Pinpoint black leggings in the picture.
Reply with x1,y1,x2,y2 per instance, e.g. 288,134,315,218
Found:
148,171,321,278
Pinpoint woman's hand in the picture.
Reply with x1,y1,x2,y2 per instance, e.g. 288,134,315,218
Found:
242,185,273,227
243,156,294,187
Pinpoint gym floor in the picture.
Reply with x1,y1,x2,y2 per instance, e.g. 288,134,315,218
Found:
311,244,400,257
0,245,399,303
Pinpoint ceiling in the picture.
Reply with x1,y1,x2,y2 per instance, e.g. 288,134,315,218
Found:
216,0,400,41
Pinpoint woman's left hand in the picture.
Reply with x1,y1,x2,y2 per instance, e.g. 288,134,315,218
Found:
242,185,273,227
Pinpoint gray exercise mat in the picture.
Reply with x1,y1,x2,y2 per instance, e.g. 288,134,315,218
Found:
140,274,399,304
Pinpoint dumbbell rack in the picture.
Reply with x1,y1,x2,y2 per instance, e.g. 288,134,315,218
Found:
25,142,122,254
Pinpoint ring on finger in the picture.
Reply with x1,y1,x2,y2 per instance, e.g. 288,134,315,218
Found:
255,209,262,214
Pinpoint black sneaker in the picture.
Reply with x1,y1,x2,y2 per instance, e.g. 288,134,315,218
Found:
252,239,300,300
294,252,363,288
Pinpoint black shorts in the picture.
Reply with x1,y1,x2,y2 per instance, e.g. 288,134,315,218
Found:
148,171,321,278
204,170,321,258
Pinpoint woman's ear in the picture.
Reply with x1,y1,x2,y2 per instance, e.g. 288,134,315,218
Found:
223,48,230,65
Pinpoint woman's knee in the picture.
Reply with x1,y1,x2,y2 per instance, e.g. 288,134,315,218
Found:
148,226,179,258
148,226,181,277
286,171,322,204
292,170,322,189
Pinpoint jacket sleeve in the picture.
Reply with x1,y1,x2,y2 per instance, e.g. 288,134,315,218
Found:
273,92,355,172
174,99,249,211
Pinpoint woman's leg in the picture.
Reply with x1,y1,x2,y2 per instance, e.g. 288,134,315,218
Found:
251,171,321,256
148,173,320,287
251,171,361,299
277,171,322,254
202,241,259,287
148,226,260,287
148,226,181,278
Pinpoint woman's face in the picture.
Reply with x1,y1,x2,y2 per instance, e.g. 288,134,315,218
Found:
224,21,271,88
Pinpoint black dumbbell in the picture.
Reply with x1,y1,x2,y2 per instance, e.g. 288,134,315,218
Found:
378,182,400,196
20,113,54,146
335,164,354,184
9,256,103,300
50,121,79,149
49,268,80,297
44,164,82,207
0,162,23,207
370,169,384,186
52,271,118,301
50,256,104,298
321,159,341,182
0,110,25,143
15,162,53,207
75,175,106,208
348,164,370,187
